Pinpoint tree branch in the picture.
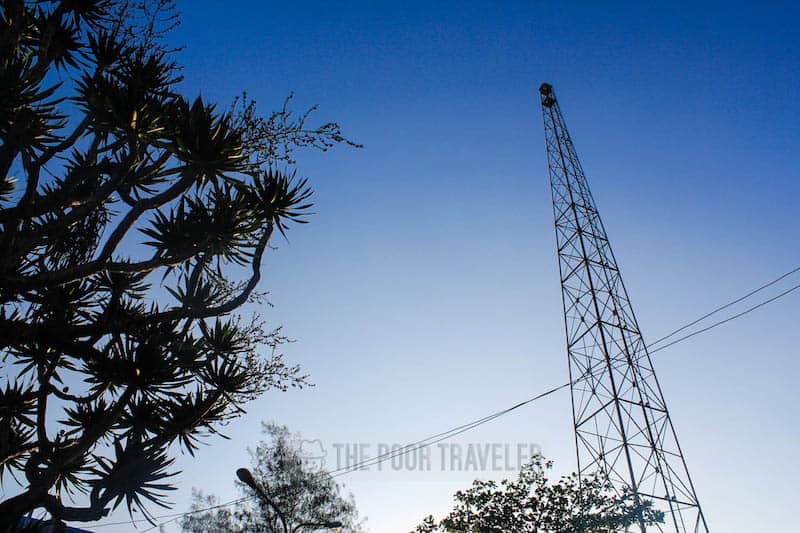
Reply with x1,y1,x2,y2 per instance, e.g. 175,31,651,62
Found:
32,116,92,168
155,225,273,321
64,387,134,466
1,171,198,289
43,494,110,522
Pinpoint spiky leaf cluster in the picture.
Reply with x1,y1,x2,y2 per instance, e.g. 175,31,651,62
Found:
0,0,355,528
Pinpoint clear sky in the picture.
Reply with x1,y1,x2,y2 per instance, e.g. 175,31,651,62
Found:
100,1,799,531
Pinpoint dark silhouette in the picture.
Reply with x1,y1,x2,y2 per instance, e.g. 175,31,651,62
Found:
414,455,663,532
180,423,362,533
0,0,356,528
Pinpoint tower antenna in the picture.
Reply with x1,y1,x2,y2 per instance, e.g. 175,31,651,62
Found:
539,83,709,532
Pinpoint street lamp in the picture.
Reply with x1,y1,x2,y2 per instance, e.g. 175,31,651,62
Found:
236,468,344,532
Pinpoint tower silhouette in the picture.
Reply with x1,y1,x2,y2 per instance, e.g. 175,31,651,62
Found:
539,83,708,532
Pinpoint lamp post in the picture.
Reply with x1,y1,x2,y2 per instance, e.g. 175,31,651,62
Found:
236,468,343,532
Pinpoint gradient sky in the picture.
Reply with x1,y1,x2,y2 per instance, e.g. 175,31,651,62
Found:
94,1,800,531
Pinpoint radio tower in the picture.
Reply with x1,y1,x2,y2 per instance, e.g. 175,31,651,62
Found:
538,83,708,532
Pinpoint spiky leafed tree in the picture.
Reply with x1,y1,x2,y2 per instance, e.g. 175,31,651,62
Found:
0,0,358,528
414,456,664,533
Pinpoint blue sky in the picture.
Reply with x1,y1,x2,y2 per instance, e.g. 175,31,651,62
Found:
98,1,800,531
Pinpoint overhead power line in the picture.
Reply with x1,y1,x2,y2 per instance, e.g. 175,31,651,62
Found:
94,267,800,531
328,274,800,476
110,381,578,532
327,381,573,477
649,265,800,347
649,281,800,355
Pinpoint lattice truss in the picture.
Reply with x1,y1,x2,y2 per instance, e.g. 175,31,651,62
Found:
539,84,708,533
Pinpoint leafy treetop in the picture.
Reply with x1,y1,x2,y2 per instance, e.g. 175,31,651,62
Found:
181,423,363,533
414,456,664,533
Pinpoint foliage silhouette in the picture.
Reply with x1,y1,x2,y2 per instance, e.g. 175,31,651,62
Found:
414,456,664,533
180,423,363,533
0,0,357,527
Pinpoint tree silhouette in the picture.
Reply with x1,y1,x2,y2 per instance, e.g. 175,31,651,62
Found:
0,0,357,528
414,456,664,532
180,423,363,533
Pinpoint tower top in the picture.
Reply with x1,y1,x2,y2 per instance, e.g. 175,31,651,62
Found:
539,83,556,107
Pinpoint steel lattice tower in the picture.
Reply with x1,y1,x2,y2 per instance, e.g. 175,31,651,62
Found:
539,83,708,532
